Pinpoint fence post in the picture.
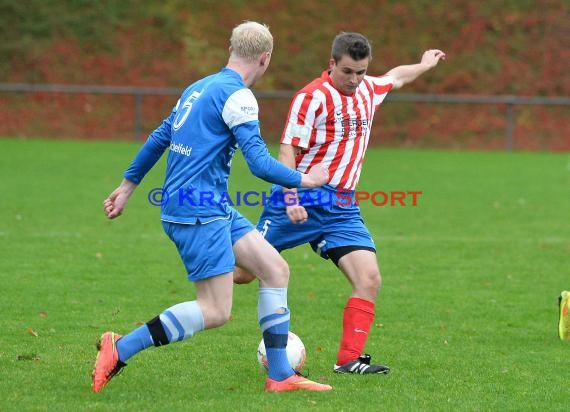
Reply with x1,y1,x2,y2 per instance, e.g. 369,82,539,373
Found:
505,97,515,151
134,92,143,140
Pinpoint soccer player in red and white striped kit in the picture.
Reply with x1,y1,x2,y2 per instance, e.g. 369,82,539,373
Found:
234,32,445,374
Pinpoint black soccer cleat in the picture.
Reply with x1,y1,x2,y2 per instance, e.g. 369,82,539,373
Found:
333,354,390,374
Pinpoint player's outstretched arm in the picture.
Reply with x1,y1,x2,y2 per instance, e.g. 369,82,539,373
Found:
386,49,446,89
103,179,138,219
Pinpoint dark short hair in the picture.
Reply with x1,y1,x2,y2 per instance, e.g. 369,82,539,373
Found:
331,32,372,62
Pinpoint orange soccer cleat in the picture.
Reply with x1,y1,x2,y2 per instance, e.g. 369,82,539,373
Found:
92,332,126,392
265,371,332,392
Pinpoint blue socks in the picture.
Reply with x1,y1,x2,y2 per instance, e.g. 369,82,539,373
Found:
116,300,204,363
116,324,153,363
116,290,294,383
258,287,294,381
157,301,205,343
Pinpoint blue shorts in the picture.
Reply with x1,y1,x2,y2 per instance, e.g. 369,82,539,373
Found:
162,209,254,282
256,187,375,260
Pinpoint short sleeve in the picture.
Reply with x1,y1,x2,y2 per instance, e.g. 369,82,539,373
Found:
222,89,259,128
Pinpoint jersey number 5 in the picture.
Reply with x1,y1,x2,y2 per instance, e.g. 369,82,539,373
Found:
259,219,271,237
172,90,201,131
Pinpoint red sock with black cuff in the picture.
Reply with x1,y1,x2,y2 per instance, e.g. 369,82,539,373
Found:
336,297,375,366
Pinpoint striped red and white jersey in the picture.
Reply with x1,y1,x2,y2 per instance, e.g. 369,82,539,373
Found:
281,70,394,191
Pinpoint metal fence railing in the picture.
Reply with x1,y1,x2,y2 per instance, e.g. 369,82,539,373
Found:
1,83,569,150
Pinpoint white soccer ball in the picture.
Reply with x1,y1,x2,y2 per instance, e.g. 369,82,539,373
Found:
257,331,306,372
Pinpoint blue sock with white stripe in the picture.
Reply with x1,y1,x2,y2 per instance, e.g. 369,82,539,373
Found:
258,287,294,381
116,300,204,363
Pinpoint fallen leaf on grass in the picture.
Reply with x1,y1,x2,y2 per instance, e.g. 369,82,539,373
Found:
27,327,38,337
38,311,48,318
17,354,41,361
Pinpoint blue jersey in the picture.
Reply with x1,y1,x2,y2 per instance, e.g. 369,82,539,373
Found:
124,67,301,223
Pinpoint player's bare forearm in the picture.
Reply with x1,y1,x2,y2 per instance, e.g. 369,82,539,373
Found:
279,143,312,223
103,178,138,219
285,142,328,188
278,144,301,170
279,144,300,195
387,49,446,89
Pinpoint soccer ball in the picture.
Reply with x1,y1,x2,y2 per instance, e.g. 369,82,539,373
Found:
257,331,306,371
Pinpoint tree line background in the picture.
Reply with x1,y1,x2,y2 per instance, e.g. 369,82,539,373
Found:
1,0,568,150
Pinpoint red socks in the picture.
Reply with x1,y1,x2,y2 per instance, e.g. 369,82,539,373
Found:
336,297,375,366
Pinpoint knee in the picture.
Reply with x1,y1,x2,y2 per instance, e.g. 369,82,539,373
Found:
372,270,382,291
275,257,290,284
368,270,381,291
265,257,290,287
357,268,381,294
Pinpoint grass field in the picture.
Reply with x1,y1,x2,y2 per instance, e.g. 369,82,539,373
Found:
1,138,569,411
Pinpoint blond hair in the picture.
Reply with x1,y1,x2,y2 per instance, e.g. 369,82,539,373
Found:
230,21,273,61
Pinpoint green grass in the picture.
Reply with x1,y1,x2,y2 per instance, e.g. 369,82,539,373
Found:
1,138,569,411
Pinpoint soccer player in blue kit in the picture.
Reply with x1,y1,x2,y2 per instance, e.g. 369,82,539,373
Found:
92,21,332,393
